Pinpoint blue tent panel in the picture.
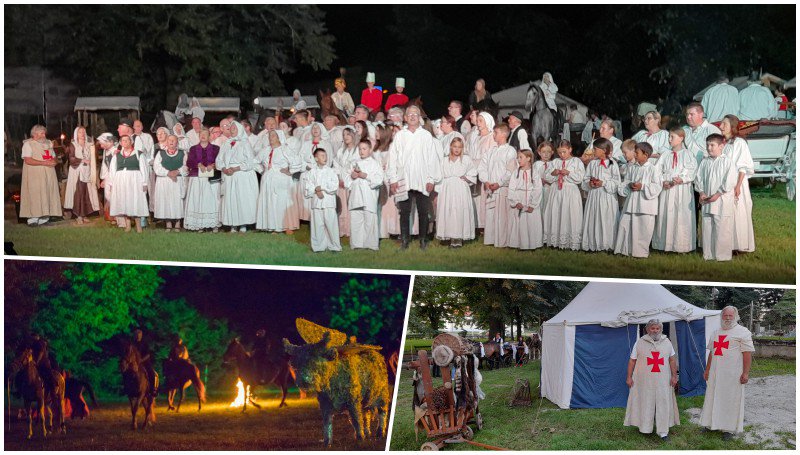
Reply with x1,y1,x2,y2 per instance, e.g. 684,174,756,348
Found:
675,319,707,397
570,324,638,408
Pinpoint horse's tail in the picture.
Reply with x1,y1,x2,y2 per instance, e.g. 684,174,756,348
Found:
193,367,206,403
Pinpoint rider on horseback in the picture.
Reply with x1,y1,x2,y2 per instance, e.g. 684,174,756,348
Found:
251,329,273,384
132,328,158,396
27,333,61,394
168,335,190,362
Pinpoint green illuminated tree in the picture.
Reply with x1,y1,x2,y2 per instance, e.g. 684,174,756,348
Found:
326,277,407,346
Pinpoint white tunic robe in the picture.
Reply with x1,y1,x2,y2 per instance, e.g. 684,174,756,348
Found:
724,138,756,253
333,146,360,237
304,165,341,252
542,157,585,249
624,336,679,436
632,129,670,163
298,138,334,221
386,127,443,196
700,325,755,433
694,154,737,261
435,155,478,241
652,149,697,252
216,139,259,227
345,156,384,250
508,168,543,250
738,83,778,120
683,121,722,164
467,131,496,229
702,83,740,122
533,160,554,213
614,161,662,258
580,159,621,251
255,145,302,231
153,149,188,219
478,144,518,247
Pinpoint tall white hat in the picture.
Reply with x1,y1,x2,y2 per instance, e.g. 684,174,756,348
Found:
395,77,405,88
365,72,376,83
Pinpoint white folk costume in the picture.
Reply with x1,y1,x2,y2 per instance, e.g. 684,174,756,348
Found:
435,155,478,242
683,121,722,163
533,160,553,213
694,153,737,261
539,73,559,111
478,143,518,247
216,122,259,228
508,168,544,250
542,157,585,249
345,156,384,250
153,147,188,220
298,125,334,221
467,115,497,229
700,324,755,433
738,82,778,121
184,143,221,231
632,129,670,163
304,164,341,252
255,133,302,231
108,147,149,217
439,131,465,158
19,137,62,223
331,91,355,116
64,129,100,216
702,82,740,122
151,128,171,212
652,149,697,252
624,335,679,436
186,128,201,148
580,158,621,251
614,161,662,258
99,141,120,222
333,143,360,237
724,137,756,253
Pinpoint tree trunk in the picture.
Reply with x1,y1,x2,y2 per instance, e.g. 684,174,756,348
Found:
489,319,505,340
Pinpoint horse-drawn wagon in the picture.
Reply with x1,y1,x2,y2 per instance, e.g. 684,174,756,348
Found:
74,96,141,139
738,120,796,200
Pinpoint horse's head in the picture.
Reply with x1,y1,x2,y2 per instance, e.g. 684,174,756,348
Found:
119,343,140,373
10,348,34,374
526,82,543,113
222,337,246,365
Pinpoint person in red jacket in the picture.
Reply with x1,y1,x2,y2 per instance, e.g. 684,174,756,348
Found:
360,72,383,114
384,77,409,111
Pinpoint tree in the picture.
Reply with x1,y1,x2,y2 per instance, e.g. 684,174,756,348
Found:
761,290,796,333
409,276,465,336
326,277,408,347
4,5,336,112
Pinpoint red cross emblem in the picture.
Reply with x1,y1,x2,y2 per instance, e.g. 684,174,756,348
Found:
647,351,664,373
713,335,729,356
42,149,53,160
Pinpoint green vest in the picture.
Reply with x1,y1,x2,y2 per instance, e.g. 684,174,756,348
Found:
117,151,141,171
159,149,185,171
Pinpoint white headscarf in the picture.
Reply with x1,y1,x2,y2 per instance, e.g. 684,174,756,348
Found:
478,112,495,133
310,122,329,141
229,120,249,144
71,126,96,185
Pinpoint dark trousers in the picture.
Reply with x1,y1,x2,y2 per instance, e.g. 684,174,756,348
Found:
397,190,432,241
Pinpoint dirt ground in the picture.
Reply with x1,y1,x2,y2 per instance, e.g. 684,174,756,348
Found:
3,396,388,451
685,374,796,449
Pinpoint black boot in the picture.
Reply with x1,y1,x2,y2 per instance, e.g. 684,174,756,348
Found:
401,235,409,250
420,235,429,250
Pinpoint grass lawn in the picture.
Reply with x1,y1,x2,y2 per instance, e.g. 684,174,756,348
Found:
389,357,795,450
5,391,388,450
4,182,794,284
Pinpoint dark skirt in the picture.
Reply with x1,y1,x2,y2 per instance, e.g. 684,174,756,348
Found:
72,181,97,217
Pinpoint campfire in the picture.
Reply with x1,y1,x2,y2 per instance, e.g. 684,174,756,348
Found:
229,378,251,407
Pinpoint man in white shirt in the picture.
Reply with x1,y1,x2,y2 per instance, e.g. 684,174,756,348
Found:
387,105,443,250
447,100,471,136
702,75,740,122
738,73,778,121
683,102,721,164
185,117,203,147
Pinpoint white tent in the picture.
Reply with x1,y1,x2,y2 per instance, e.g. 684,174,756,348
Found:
492,82,588,120
542,282,720,409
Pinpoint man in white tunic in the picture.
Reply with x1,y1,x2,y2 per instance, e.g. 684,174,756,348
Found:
614,142,662,258
694,134,737,261
478,124,518,247
304,148,341,252
345,141,385,250
683,103,722,164
738,74,778,121
701,306,754,440
387,105,442,249
19,125,62,226
701,76,740,122
624,319,679,441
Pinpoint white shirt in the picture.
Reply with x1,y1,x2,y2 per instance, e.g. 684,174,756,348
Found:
387,126,443,196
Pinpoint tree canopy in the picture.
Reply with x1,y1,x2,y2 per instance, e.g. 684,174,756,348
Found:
325,276,408,347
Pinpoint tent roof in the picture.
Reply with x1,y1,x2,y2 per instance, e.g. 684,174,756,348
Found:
194,97,240,112
254,95,320,110
544,282,719,326
74,96,140,112
693,73,788,101
492,81,586,111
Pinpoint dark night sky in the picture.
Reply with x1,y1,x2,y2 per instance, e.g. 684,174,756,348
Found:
159,266,410,345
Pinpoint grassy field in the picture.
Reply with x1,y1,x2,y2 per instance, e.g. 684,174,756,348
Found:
389,357,795,450
4,393,387,450
3,183,794,284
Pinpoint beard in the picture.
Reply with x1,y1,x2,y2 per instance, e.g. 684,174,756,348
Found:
721,319,737,330
648,333,661,341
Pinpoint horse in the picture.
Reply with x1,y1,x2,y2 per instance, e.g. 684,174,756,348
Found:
318,89,348,125
222,338,294,412
119,343,156,430
10,348,66,439
525,82,561,146
526,333,542,360
471,340,503,370
149,110,183,134
163,358,206,412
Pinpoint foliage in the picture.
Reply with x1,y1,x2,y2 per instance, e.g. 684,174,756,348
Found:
4,5,335,112
326,277,408,346
760,289,796,332
665,285,791,329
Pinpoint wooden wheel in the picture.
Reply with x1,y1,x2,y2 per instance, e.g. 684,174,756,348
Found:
461,425,474,440
421,442,439,451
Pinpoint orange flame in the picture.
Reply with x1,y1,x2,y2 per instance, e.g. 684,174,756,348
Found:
229,378,250,407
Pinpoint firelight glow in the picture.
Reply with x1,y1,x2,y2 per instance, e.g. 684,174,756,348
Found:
229,378,250,407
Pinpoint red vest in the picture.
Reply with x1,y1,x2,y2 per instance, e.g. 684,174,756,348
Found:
385,93,409,111
360,88,383,113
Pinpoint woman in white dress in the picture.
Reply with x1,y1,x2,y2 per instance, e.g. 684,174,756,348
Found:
533,141,556,214
652,128,697,252
333,127,360,237
632,111,670,162
153,134,188,231
298,123,333,222
542,140,585,249
150,127,170,212
580,138,621,251
435,137,477,247
64,126,99,224
184,128,221,232
108,135,149,232
720,114,756,253
255,129,302,233
216,120,259,233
